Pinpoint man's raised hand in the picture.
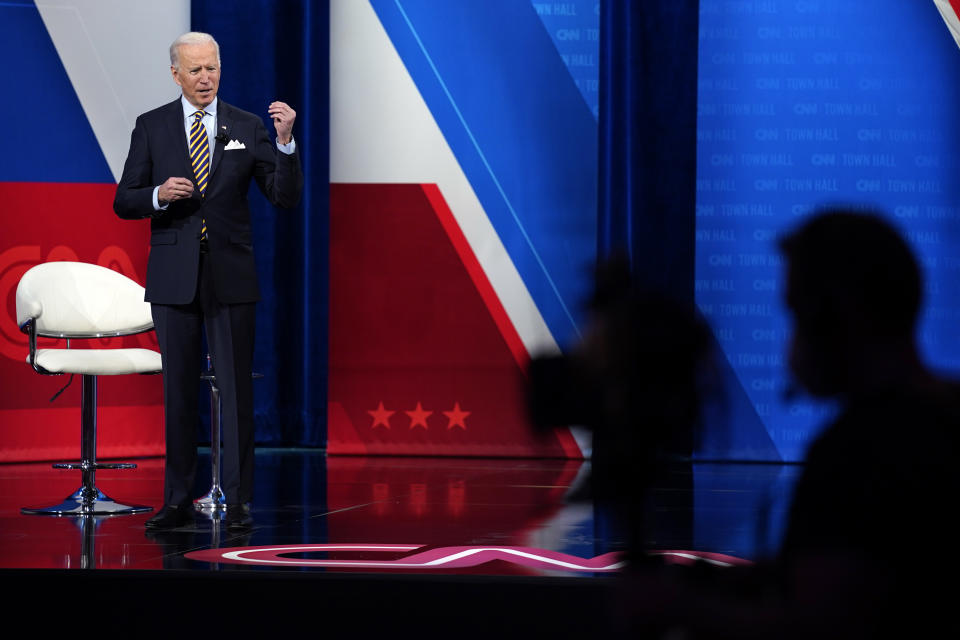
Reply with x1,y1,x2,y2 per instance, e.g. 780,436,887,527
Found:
268,101,296,145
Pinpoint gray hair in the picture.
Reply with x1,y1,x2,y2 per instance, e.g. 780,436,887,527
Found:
169,32,221,69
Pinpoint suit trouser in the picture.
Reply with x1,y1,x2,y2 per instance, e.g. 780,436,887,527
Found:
151,251,256,506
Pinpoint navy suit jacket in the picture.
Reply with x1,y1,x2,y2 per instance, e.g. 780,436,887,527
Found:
113,98,302,304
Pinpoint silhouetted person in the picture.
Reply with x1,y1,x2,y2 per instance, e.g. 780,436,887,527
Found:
772,210,960,638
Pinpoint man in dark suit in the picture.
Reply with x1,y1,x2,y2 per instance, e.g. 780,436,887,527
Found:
114,31,302,530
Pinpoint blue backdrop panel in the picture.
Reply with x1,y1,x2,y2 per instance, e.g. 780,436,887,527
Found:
371,0,598,349
0,0,112,183
697,0,960,461
193,0,329,446
532,0,601,119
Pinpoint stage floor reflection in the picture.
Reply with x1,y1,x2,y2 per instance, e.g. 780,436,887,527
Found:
0,451,801,575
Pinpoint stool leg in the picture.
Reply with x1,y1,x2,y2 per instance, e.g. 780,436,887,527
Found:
80,515,95,570
21,375,151,516
195,377,227,510
79,373,97,501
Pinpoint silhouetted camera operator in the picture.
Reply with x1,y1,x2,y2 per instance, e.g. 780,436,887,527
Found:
527,254,712,560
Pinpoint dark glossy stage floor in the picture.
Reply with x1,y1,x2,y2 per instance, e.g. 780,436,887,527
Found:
0,451,804,634
0,451,801,574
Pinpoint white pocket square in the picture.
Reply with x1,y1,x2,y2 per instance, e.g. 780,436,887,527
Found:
224,139,246,150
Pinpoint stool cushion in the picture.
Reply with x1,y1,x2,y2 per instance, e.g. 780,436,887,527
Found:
31,348,162,375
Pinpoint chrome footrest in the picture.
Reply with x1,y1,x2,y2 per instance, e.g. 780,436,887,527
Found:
52,462,137,470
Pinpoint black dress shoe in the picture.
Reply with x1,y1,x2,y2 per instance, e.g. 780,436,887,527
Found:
225,504,253,531
145,503,194,529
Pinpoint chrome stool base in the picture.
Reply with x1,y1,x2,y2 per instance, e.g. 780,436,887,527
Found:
22,486,151,516
20,375,152,517
194,486,227,511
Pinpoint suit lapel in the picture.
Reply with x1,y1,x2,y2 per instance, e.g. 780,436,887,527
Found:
165,99,193,178
210,101,232,183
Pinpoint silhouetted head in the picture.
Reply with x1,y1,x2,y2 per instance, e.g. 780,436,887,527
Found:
780,209,923,397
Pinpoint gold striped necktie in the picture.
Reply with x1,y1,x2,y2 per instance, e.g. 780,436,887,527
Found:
189,110,210,239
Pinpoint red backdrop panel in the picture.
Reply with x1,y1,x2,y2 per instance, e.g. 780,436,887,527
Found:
328,183,579,457
0,182,163,462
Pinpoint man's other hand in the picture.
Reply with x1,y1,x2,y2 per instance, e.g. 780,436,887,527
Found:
158,177,195,204
269,101,296,145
